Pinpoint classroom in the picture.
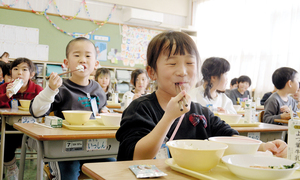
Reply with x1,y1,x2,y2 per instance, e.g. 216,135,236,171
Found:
1,0,300,179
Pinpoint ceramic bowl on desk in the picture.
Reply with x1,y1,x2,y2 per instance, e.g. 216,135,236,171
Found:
208,136,262,156
166,140,228,172
101,113,122,126
62,110,92,125
217,113,242,124
19,99,31,108
222,154,299,180
233,105,242,112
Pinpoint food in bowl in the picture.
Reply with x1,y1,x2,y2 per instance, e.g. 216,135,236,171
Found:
62,110,92,125
217,113,242,124
208,136,262,156
222,154,300,180
101,113,122,126
19,99,31,108
166,140,228,171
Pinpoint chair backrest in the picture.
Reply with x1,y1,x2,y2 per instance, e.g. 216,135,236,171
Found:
258,111,264,122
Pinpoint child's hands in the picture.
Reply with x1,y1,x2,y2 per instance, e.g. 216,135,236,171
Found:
281,111,291,120
133,93,142,100
280,105,290,113
164,90,190,121
217,107,226,113
5,82,14,98
48,72,62,91
261,140,287,158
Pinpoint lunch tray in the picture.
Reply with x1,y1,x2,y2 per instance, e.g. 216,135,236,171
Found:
18,106,29,111
165,158,300,180
62,120,119,130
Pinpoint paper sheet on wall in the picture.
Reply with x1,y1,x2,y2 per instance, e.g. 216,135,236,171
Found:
26,28,39,44
13,43,26,58
36,45,49,61
0,24,5,41
16,27,27,43
4,25,16,42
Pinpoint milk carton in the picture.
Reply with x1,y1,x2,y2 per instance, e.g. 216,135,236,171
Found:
45,116,63,128
8,79,23,95
287,118,300,162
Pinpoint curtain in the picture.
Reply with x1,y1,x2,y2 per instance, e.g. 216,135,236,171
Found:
194,0,300,100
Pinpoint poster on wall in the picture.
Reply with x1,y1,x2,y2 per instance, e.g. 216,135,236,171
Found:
95,42,107,61
121,25,162,67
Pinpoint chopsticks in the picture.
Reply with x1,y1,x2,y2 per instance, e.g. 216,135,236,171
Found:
45,68,81,80
175,83,188,111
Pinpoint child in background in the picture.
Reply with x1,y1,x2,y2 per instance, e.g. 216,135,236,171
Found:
0,57,43,180
0,52,10,63
190,57,236,114
30,37,114,180
121,68,149,105
229,75,252,105
261,86,277,105
116,31,287,161
225,77,238,97
95,67,113,101
263,67,299,124
291,83,300,106
0,61,6,85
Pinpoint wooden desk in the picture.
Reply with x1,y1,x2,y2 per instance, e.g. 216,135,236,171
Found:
82,159,197,180
232,123,288,142
0,108,31,180
274,119,289,124
13,123,118,180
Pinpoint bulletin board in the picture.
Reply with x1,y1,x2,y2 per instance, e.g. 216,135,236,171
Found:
0,8,155,68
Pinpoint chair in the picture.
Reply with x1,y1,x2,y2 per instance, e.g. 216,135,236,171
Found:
44,164,91,180
258,111,264,122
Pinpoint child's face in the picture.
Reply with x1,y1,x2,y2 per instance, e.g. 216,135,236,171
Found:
65,40,98,79
230,83,238,89
293,88,300,100
134,73,148,93
151,49,197,97
238,81,249,93
4,74,12,83
11,62,34,87
97,74,110,91
215,73,228,91
290,73,300,94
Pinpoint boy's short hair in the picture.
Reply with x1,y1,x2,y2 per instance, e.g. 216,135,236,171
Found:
0,61,6,71
230,78,238,86
272,67,298,90
95,68,111,81
131,69,148,87
11,58,35,73
65,37,97,58
147,31,201,77
238,75,252,86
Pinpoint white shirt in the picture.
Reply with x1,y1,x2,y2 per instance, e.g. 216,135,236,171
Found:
189,86,237,114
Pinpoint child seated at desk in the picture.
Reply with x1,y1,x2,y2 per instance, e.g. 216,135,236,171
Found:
189,57,236,114
95,67,113,101
116,31,287,162
263,67,299,124
0,57,43,180
229,75,252,105
225,77,238,97
30,37,114,180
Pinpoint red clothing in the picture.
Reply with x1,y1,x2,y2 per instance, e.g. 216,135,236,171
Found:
0,79,43,108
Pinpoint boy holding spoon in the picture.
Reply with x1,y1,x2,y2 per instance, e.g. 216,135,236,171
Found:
116,31,288,161
30,37,114,180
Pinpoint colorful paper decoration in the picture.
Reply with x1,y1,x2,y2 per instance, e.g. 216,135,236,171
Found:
0,0,19,8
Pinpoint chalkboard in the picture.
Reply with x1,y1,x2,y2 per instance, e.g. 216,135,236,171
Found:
0,8,145,68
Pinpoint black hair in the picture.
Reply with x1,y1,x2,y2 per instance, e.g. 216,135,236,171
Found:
238,75,252,86
65,37,97,58
146,31,200,78
95,68,111,92
0,61,6,71
272,67,298,90
230,78,238,86
2,63,11,77
201,57,230,100
131,69,148,87
11,58,35,74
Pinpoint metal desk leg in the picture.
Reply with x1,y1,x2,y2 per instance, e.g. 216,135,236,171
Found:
18,134,28,180
36,140,44,180
0,115,6,180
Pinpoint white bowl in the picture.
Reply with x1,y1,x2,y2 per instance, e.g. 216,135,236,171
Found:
208,136,262,156
233,105,242,112
95,116,103,125
62,110,92,125
166,140,228,172
101,113,122,126
222,154,299,180
19,99,31,108
217,113,242,124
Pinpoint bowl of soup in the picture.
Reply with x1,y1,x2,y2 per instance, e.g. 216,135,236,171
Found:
62,110,92,125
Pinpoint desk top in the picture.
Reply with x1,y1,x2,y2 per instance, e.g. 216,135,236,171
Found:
274,119,289,124
13,123,117,141
232,123,288,132
0,108,31,116
82,159,197,180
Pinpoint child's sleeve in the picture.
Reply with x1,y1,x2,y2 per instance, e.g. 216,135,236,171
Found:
30,86,58,117
263,98,281,124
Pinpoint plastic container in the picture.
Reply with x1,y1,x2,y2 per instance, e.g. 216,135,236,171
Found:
244,99,252,123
